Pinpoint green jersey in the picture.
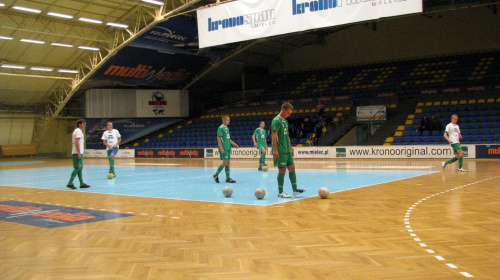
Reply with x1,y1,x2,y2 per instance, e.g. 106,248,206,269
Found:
271,115,291,154
217,125,231,151
253,128,267,147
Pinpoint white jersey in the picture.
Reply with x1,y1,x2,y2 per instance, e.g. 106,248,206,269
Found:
72,128,84,154
101,129,121,150
445,123,461,144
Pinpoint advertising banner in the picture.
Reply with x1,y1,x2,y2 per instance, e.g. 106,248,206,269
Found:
85,118,181,149
84,149,135,158
136,90,189,118
475,145,500,159
197,0,422,48
134,148,205,158
356,105,387,121
333,145,475,159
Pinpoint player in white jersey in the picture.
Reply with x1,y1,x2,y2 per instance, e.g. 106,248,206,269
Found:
67,119,91,189
442,114,466,172
101,121,122,177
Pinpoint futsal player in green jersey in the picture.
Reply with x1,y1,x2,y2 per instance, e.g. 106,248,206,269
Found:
442,114,467,172
271,103,306,198
213,115,239,183
67,119,91,189
253,121,268,171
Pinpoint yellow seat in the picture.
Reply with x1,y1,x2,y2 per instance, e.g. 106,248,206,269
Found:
145,139,149,142
433,101,441,106
201,115,206,119
459,100,467,105
177,125,182,129
389,104,397,108
383,143,391,146
168,129,173,133
477,99,485,104
298,109,304,113
441,100,450,106
229,114,235,117
325,108,331,112
408,114,415,119
450,100,458,105
468,99,476,104
262,111,268,115
158,134,163,138
394,131,403,137
333,117,339,122
235,113,241,117
338,107,344,111
311,109,317,113
251,112,256,115
330,107,337,112
486,98,494,103
274,111,279,114
268,111,274,115
385,137,394,143
417,102,424,107
297,144,303,147
424,102,432,107
415,108,423,114
397,125,405,131
304,109,311,113
133,143,139,147
405,120,413,125
335,112,343,117
344,106,351,111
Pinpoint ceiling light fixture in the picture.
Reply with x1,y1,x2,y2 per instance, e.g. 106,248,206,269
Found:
20,39,45,44
30,67,53,71
142,0,164,6
47,12,73,19
78,17,102,24
12,6,41,13
0,36,13,40
58,69,79,73
106,22,129,28
1,64,26,69
51,43,73,47
0,3,6,7
78,46,99,51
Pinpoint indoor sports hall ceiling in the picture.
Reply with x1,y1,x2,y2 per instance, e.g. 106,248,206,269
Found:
0,0,495,114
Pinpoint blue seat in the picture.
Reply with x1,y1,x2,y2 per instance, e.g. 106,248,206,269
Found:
412,131,421,136
483,129,492,134
432,136,441,142
461,123,471,129
464,135,473,141
474,135,483,142
404,131,412,136
471,129,481,135
414,136,422,142
431,130,440,136
494,128,500,134
494,123,500,128
483,123,491,128
423,136,432,142
422,131,431,136
490,116,498,122
461,130,470,135
479,117,489,122
473,123,481,129
404,137,413,142
406,125,414,131
485,135,494,141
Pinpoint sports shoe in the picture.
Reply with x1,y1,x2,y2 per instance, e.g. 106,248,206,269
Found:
213,175,219,183
226,178,236,183
277,192,291,198
263,163,267,166
458,168,467,172
258,167,263,171
293,188,306,196
66,184,76,190
442,162,446,169
79,184,91,188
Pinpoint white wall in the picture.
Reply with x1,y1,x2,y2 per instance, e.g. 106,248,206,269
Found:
0,113,36,145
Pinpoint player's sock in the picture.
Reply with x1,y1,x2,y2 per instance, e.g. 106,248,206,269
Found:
260,153,266,167
215,165,224,176
445,157,458,165
289,172,298,192
278,173,285,194
225,165,230,179
458,156,463,169
110,159,115,174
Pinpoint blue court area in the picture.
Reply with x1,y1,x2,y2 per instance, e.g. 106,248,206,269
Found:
0,165,436,206
0,161,45,166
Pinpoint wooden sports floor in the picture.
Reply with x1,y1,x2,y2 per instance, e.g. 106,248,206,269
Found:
1,157,499,280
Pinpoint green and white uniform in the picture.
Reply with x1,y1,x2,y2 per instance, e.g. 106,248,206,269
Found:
444,122,465,169
253,128,267,151
102,129,121,174
271,115,294,168
68,127,85,186
217,124,231,160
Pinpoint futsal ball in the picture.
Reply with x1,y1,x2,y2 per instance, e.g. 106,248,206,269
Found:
262,166,268,171
107,173,115,179
318,187,330,199
255,188,266,199
223,186,233,197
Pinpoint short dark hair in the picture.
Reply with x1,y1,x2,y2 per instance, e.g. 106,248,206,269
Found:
76,119,86,127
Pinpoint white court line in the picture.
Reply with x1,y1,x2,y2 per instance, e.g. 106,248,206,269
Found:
122,163,183,166
327,165,434,169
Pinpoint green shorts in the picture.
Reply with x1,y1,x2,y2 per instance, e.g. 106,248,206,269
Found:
72,154,83,169
107,148,119,157
219,150,231,160
273,152,294,168
257,145,266,153
451,143,462,154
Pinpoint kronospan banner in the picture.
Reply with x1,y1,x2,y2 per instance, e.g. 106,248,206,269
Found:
197,0,423,48
204,145,476,159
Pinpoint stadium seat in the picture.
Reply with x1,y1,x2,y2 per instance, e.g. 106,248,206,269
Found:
474,135,483,141
464,136,473,142
394,137,403,142
397,125,405,131
405,120,413,125
413,136,422,142
403,131,412,136
483,129,492,134
404,137,413,142
431,131,440,136
422,131,430,136
394,131,403,137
